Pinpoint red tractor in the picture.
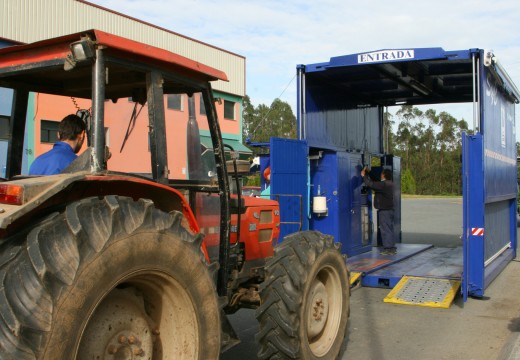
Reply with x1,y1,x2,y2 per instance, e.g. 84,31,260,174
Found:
0,30,349,359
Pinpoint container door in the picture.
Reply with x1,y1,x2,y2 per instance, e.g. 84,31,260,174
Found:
462,133,484,301
462,59,518,301
478,61,517,295
270,137,309,240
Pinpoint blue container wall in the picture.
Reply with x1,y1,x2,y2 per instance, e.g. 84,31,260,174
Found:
480,64,517,263
309,150,370,256
484,201,511,259
481,67,517,201
463,57,518,298
299,72,383,153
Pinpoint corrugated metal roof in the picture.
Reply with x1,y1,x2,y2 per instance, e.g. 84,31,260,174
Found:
0,0,245,96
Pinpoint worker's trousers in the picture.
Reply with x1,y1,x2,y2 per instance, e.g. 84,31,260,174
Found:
378,209,395,249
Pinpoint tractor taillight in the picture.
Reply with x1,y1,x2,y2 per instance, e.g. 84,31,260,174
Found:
0,184,24,205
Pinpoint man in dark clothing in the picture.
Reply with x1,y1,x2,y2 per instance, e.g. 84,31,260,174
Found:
361,167,396,255
29,114,86,175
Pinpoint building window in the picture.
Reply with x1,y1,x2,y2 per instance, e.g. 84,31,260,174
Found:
40,120,59,143
167,94,183,111
200,95,207,116
224,100,235,120
0,116,9,140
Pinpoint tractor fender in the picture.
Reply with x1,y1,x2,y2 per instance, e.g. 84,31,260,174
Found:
0,173,207,259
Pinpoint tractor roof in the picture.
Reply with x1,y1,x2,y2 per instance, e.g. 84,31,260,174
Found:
0,29,228,99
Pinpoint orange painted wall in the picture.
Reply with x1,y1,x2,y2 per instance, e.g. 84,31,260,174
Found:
33,94,92,157
34,93,241,178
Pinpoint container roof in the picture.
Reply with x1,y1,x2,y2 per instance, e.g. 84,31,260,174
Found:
0,29,228,99
301,47,519,108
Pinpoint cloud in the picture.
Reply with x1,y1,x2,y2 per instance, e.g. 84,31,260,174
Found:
89,0,520,135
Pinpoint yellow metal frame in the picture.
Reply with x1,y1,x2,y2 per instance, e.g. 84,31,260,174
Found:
384,276,461,308
350,271,362,287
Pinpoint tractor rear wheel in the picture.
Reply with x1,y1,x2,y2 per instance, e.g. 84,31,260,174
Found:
256,231,350,359
0,196,220,359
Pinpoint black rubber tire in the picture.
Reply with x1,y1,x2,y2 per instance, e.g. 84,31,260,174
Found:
256,231,350,359
0,195,220,359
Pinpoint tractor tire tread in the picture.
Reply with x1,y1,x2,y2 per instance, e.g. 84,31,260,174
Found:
256,230,349,360
0,195,202,359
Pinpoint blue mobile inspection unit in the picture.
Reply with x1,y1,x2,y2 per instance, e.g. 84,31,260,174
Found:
263,48,518,301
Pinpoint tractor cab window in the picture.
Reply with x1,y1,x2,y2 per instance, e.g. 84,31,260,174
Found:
106,92,217,181
105,91,223,258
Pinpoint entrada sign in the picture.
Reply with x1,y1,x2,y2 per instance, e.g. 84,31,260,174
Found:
358,50,414,64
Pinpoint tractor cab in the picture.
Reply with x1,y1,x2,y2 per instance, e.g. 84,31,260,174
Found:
0,30,348,360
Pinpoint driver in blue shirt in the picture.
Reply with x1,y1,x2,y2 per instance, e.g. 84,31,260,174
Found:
29,114,86,175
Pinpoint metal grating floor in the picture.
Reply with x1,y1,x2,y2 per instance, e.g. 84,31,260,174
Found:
384,276,461,308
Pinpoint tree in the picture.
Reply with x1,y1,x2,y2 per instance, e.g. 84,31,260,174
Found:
392,105,467,195
242,96,296,155
243,100,469,196
401,168,416,194
241,96,297,185
241,95,256,139
383,109,395,153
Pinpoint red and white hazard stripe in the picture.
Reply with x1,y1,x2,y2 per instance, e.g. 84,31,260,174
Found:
471,228,484,236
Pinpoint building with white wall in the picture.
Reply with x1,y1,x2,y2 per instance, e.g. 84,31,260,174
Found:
0,0,249,176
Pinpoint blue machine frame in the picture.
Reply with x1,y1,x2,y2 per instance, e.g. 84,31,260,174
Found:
277,47,518,300
265,139,376,256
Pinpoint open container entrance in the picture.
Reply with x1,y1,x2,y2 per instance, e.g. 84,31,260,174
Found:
286,48,519,302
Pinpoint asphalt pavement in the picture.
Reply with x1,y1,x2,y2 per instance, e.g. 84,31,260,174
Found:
221,197,520,360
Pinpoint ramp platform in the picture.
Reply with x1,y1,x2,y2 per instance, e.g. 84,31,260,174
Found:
347,244,462,289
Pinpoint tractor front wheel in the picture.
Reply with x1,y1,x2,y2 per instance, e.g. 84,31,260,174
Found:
256,231,350,359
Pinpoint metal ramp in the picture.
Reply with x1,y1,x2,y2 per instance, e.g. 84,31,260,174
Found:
347,244,434,288
384,276,461,308
347,244,463,308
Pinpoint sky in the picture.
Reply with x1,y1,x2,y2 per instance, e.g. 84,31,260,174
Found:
89,0,520,138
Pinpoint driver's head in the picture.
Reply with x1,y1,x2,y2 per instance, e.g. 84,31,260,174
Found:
58,114,86,142
58,114,87,153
